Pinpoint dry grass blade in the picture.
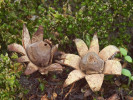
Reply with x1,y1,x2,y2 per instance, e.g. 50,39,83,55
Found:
85,74,104,91
8,43,26,55
103,60,122,75
63,70,85,88
88,33,99,54
99,45,119,61
22,24,31,49
74,39,89,57
63,83,75,100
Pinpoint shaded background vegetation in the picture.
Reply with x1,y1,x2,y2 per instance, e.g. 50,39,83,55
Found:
0,0,133,99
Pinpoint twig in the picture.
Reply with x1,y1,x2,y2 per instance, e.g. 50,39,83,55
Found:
63,83,75,100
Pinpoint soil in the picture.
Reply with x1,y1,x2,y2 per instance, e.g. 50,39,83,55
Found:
19,65,133,100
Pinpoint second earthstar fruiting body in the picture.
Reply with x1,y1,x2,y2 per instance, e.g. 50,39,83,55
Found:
58,34,122,91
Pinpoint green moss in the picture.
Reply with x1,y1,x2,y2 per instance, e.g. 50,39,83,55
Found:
0,0,132,53
0,53,25,99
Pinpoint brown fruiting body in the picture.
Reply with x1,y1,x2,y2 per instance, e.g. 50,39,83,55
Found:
8,24,63,75
80,52,104,74
26,41,51,67
58,34,122,92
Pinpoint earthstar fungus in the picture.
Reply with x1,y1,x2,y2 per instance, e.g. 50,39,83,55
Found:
8,25,63,75
59,34,122,91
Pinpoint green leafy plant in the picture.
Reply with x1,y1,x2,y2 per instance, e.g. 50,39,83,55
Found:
120,47,133,86
122,69,133,86
39,83,45,92
0,0,132,53
0,53,25,99
120,47,132,63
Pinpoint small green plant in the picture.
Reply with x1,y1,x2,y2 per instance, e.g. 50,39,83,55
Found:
0,0,132,52
39,83,45,92
122,69,133,86
120,47,133,86
120,47,132,63
0,53,25,99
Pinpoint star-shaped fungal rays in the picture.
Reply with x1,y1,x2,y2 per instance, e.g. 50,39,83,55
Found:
59,34,122,92
8,25,63,75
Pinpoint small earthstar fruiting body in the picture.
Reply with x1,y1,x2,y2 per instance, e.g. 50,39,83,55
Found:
58,33,122,92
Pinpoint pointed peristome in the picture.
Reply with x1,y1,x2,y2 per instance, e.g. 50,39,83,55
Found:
44,39,52,46
88,33,99,54
103,60,122,75
32,26,44,43
60,54,81,70
99,45,120,61
39,63,63,75
85,74,104,91
8,43,26,55
17,56,30,63
24,62,38,75
63,70,85,88
74,39,89,57
22,24,31,49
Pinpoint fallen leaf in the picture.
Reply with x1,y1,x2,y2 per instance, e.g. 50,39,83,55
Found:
125,96,133,100
51,92,57,100
115,80,121,86
29,95,36,100
122,62,127,68
41,94,48,100
84,89,92,97
96,97,105,100
107,94,120,100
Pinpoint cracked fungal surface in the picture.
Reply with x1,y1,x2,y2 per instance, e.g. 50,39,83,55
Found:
80,52,104,74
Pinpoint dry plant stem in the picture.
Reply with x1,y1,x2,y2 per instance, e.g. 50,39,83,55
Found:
128,77,131,86
63,83,75,100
